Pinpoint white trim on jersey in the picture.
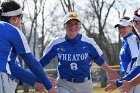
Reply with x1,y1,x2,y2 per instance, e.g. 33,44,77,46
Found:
6,48,13,75
16,28,31,53
6,63,11,75
43,37,65,55
127,35,139,58
7,48,12,61
81,35,103,56
136,55,140,66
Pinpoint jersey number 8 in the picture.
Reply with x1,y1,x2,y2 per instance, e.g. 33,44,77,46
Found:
70,63,78,70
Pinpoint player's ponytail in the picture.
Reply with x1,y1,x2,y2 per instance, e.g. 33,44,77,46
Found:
132,27,140,41
0,6,3,20
132,8,140,41
134,8,140,17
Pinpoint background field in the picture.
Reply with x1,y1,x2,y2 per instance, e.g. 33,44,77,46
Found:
17,86,120,93
94,87,119,93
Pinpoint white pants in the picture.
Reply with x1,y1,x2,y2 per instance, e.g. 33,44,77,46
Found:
0,72,17,93
128,84,140,93
57,78,93,93
9,78,18,93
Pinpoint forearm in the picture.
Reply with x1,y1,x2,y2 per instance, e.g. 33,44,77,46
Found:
9,63,37,86
130,73,140,87
20,53,53,90
116,66,140,87
101,62,120,80
101,62,113,73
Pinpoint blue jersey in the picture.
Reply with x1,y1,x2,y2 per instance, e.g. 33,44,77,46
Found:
40,34,105,78
0,21,30,74
116,33,140,87
119,33,139,73
0,21,52,90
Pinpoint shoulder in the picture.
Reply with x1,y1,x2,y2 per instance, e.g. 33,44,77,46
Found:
127,34,137,41
81,34,103,55
43,36,65,54
127,34,138,45
0,21,22,34
81,34,97,45
49,36,65,46
0,21,15,30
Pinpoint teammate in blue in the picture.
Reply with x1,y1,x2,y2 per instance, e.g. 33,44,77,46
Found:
0,0,57,93
115,16,139,75
119,8,140,93
39,12,120,93
105,16,140,93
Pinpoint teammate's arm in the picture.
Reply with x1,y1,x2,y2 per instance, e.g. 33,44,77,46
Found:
101,62,120,79
116,66,140,87
90,44,120,80
129,73,140,87
119,73,140,93
39,40,57,67
9,61,41,86
10,28,55,91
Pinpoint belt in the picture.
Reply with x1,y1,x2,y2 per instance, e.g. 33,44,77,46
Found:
60,76,91,83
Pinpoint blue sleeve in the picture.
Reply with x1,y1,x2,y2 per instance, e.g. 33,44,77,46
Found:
39,46,56,68
9,62,39,86
20,53,52,90
10,28,31,54
116,66,140,87
90,45,105,66
94,56,105,66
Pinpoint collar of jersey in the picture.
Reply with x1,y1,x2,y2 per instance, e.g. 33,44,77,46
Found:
65,34,81,43
123,32,133,40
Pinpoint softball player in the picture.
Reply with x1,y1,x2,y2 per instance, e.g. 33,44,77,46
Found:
105,16,140,93
0,1,57,93
119,8,140,93
39,12,120,93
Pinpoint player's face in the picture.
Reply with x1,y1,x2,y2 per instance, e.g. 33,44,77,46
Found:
64,19,81,39
9,15,22,29
117,25,132,37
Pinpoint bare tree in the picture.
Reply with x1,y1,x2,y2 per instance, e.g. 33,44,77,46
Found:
60,0,75,13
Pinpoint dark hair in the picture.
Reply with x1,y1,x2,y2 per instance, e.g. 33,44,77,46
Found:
134,8,140,17
121,16,130,20
132,28,140,40
130,9,140,40
0,0,21,22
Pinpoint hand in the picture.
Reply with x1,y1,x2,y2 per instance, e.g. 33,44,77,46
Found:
107,70,120,80
48,86,58,93
104,80,117,92
48,74,57,87
34,83,47,93
119,80,133,93
48,77,57,87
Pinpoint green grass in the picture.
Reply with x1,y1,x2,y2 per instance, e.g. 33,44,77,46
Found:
17,83,120,93
18,87,120,93
94,87,120,93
